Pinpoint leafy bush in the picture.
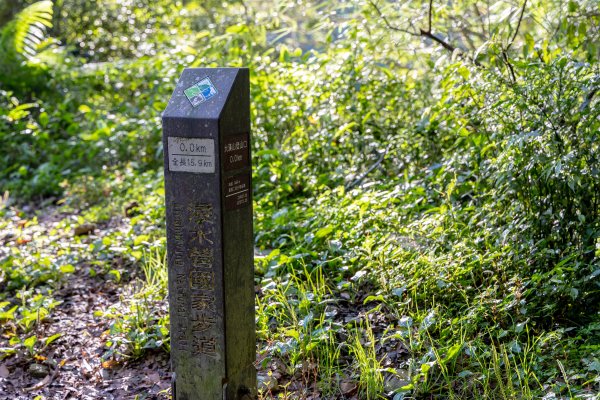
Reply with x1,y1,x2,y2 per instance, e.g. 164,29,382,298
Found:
478,57,600,322
1,0,599,398
52,0,189,62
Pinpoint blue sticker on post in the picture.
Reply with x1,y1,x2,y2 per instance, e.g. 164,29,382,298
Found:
184,77,218,107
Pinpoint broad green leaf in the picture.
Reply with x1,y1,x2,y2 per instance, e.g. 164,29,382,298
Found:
60,264,75,274
23,335,37,351
45,333,62,346
315,226,334,239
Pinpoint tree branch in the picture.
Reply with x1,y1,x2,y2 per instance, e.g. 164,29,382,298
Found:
502,0,527,83
420,29,457,53
507,0,527,52
428,0,433,33
502,51,518,83
369,0,482,66
579,87,598,112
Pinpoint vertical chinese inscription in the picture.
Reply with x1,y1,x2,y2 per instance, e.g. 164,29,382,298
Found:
187,203,218,358
172,203,189,353
171,202,219,359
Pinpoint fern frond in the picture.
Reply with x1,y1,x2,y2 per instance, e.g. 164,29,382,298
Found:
13,1,54,59
3,1,54,60
0,1,55,91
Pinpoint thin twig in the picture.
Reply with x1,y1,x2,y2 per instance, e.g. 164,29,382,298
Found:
507,0,528,52
346,151,387,190
472,3,488,36
579,87,599,112
421,0,456,52
428,0,433,33
23,366,60,392
367,0,419,36
502,0,527,83
502,51,518,83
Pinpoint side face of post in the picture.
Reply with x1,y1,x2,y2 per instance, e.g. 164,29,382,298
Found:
162,68,256,400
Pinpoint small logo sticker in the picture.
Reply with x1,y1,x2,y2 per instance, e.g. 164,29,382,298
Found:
184,77,217,107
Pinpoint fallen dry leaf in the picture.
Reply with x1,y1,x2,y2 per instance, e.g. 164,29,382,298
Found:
340,380,357,396
80,358,94,378
16,237,32,245
101,359,120,369
0,364,9,379
146,372,160,383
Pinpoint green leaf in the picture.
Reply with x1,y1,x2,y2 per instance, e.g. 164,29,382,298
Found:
39,111,49,127
23,335,37,351
0,305,18,321
60,264,75,274
315,226,334,239
568,1,578,12
363,295,385,304
130,250,142,260
444,344,461,363
515,319,529,333
108,269,121,282
7,104,35,121
44,333,62,346
225,24,249,34
0,347,17,357
134,235,150,245
524,33,535,57
78,104,92,114
570,288,578,300
266,249,280,261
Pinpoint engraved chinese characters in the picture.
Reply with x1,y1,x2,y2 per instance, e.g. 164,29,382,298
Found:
171,202,219,358
163,68,255,399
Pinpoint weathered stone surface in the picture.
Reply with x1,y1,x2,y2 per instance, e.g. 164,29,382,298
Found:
73,223,96,236
162,68,256,400
28,363,49,379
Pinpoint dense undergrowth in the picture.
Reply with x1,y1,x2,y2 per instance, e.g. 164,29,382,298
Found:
1,0,599,398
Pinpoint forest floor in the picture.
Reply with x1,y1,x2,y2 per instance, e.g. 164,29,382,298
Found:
0,206,172,400
0,203,407,400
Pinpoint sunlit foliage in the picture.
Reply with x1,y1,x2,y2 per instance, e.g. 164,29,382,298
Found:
0,0,599,398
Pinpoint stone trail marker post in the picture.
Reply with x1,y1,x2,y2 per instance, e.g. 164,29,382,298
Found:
162,68,256,399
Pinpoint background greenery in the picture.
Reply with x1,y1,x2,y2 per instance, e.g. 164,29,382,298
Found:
0,0,599,398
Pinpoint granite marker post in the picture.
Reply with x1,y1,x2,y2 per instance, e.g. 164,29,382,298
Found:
162,68,255,399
